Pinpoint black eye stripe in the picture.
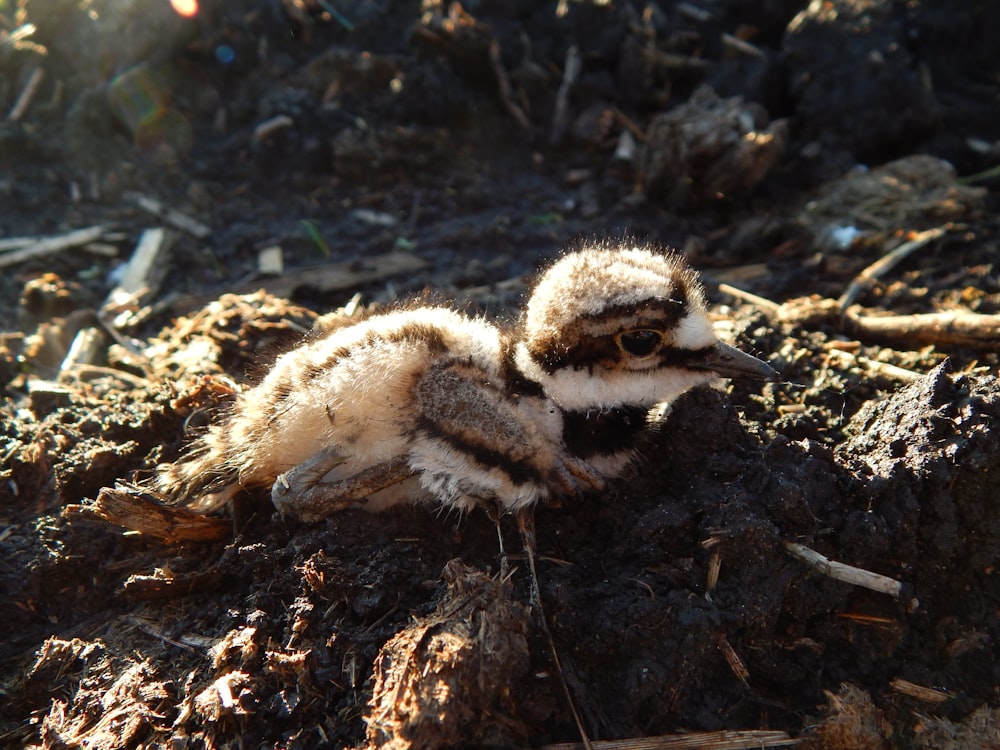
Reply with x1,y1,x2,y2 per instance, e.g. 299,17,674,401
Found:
530,329,716,373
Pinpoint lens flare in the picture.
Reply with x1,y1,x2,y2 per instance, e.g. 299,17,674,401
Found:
215,45,235,64
170,0,198,17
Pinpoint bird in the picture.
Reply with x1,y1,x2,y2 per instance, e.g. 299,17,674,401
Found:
153,241,777,522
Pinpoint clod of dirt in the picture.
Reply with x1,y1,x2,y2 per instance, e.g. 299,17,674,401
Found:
799,155,986,249
784,0,939,160
838,361,1000,581
364,559,532,750
640,85,787,208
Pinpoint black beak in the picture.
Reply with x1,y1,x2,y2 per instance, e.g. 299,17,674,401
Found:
696,341,779,381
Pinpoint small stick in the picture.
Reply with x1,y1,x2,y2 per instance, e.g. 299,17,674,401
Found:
517,508,594,750
253,114,293,143
717,635,750,685
0,225,106,269
837,226,948,312
889,678,950,704
705,548,721,593
550,45,581,144
844,308,1000,352
0,235,41,251
489,39,531,131
677,3,712,22
125,192,212,239
612,108,648,143
823,347,926,383
7,65,44,121
720,33,764,58
717,282,782,317
783,541,906,600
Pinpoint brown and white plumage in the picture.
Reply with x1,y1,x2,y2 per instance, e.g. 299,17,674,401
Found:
155,241,777,521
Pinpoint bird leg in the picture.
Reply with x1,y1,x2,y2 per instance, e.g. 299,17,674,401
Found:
272,448,416,522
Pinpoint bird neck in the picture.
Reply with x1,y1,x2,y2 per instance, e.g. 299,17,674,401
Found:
501,332,653,459
561,404,651,459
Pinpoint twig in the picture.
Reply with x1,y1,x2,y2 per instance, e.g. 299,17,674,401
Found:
783,541,908,601
720,33,764,58
518,508,594,750
838,226,948,312
0,225,106,269
550,45,581,144
488,38,531,131
717,282,782,317
844,308,1000,351
612,108,647,143
676,3,712,22
0,235,40,251
889,678,950,704
717,635,749,685
7,65,44,121
125,192,212,239
823,347,926,383
253,114,293,143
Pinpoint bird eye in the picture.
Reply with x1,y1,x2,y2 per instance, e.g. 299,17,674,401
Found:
616,329,663,357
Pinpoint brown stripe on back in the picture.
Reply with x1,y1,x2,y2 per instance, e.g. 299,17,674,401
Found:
307,319,451,380
383,321,450,354
414,416,545,487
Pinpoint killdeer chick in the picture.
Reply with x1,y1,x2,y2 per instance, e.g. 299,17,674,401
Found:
155,241,777,522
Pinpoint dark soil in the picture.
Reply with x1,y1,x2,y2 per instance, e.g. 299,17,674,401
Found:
2,1,1000,748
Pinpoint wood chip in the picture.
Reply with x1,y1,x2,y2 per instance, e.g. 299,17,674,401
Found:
106,227,175,311
257,245,284,275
